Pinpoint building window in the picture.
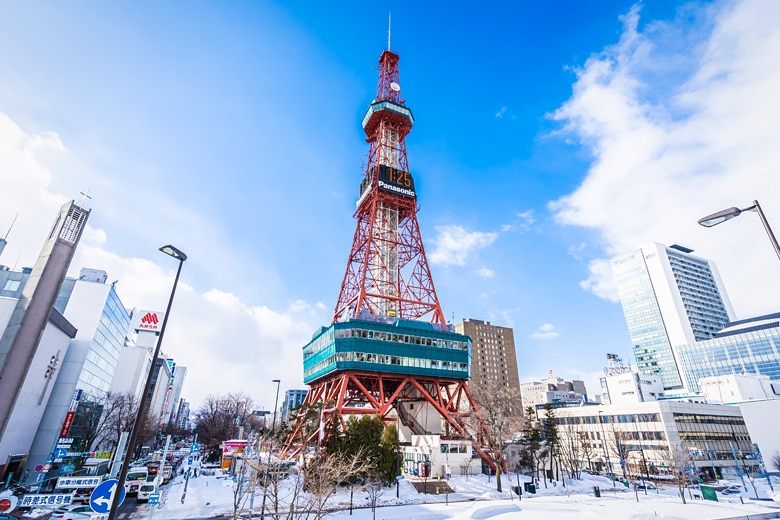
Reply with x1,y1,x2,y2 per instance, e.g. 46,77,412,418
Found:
2,280,20,291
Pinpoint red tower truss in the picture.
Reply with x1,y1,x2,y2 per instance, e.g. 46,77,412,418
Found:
281,48,498,471
333,49,445,326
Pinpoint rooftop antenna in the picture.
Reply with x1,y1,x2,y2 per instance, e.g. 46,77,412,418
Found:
2,213,19,240
0,212,18,259
79,187,93,207
387,12,391,50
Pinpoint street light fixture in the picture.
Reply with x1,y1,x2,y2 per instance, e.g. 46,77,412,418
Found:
108,245,187,520
698,199,780,261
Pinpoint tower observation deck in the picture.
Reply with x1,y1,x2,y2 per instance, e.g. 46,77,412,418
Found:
281,47,495,469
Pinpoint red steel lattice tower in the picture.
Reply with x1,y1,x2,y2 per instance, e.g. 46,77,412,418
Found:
280,45,498,471
333,48,445,326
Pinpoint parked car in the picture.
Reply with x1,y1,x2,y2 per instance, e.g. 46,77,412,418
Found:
721,485,742,494
51,504,93,520
71,488,95,504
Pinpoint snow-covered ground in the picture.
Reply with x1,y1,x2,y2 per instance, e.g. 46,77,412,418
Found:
149,466,780,520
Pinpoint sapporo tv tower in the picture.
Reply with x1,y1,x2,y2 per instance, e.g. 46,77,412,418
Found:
281,39,495,470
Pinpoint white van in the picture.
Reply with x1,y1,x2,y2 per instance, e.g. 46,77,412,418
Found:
124,466,149,495
161,465,173,484
137,475,160,503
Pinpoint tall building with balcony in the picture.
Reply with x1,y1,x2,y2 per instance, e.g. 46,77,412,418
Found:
454,319,520,391
611,243,735,391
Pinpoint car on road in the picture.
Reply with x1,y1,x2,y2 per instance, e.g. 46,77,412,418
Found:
51,504,93,520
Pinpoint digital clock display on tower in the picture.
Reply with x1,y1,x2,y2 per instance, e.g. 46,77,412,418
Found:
377,164,416,199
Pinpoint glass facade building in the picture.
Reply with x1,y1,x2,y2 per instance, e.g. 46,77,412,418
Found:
677,313,780,393
611,243,734,391
303,317,471,384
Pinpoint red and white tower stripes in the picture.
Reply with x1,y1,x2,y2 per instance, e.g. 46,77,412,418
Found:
333,49,445,326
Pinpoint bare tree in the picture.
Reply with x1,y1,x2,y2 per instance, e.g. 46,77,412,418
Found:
297,448,373,520
579,431,597,473
604,419,630,483
92,391,142,450
365,479,382,520
193,392,255,460
656,445,692,504
556,423,583,481
772,453,780,473
469,381,524,492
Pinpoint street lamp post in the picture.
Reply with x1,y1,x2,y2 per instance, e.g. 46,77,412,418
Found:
698,199,780,261
260,379,282,520
271,379,281,434
108,245,187,520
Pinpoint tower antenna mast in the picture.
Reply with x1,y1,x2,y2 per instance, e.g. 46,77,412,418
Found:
387,12,391,50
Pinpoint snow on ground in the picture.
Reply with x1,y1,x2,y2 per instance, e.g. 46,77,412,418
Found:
149,467,780,520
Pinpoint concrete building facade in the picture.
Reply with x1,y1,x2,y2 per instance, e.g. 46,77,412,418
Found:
520,374,588,408
0,201,89,482
544,401,757,481
454,319,520,391
25,268,132,480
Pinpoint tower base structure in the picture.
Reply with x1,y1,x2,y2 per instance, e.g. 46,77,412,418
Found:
280,317,496,470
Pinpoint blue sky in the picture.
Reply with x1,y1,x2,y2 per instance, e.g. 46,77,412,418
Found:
1,1,779,411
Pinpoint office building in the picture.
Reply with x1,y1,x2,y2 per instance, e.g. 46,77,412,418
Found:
611,243,735,391
520,372,588,408
280,389,308,423
25,268,133,479
699,373,780,404
0,201,89,482
539,401,757,481
676,313,780,394
0,290,76,483
600,353,665,405
454,319,520,391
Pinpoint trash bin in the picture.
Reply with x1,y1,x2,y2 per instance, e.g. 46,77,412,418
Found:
593,486,601,498
524,482,536,494
512,485,522,496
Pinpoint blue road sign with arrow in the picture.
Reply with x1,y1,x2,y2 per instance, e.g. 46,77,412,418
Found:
90,479,125,513
148,493,160,505
54,448,68,459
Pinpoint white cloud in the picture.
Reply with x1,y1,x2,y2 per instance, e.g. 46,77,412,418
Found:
501,210,535,233
477,267,494,278
550,0,780,318
428,225,498,266
579,258,619,302
531,323,559,340
0,112,325,409
495,106,508,118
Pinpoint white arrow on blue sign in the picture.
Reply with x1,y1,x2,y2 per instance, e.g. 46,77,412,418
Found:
54,448,68,459
89,479,125,514
190,443,199,453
